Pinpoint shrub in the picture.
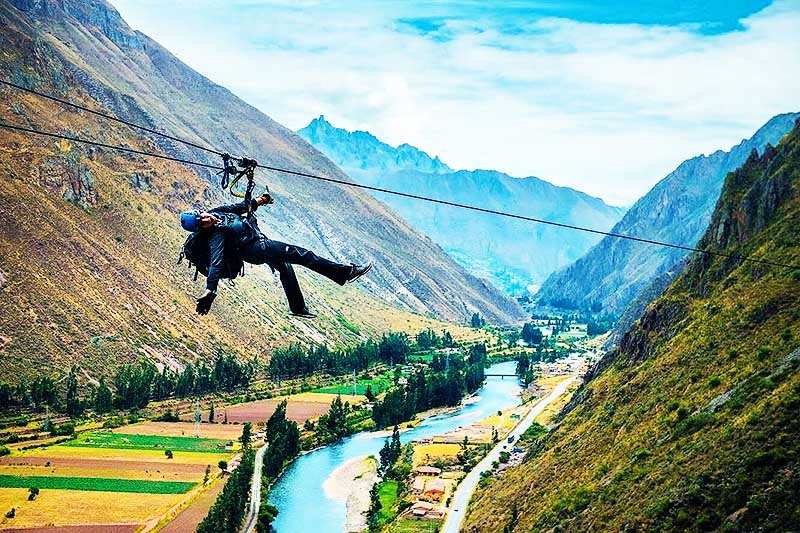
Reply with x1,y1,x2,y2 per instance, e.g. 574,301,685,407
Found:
5,508,14,518
499,451,510,463
672,413,714,439
0,445,9,457
164,450,173,459
707,376,721,388
27,487,39,501
756,346,771,361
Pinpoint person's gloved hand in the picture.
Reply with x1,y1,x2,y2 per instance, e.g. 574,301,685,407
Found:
196,289,217,315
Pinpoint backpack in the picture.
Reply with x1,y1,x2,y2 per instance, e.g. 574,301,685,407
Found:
178,231,244,282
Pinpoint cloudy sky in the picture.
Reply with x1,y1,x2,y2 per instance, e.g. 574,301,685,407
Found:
113,0,800,205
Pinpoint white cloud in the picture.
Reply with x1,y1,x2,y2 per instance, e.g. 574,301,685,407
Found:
112,0,800,205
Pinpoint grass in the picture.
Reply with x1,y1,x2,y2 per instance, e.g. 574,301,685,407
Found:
0,474,195,494
62,431,232,453
377,480,400,524
389,518,441,532
313,378,391,396
0,488,177,527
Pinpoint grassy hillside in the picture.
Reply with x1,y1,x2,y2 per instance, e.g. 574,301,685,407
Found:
0,0,519,383
464,122,800,531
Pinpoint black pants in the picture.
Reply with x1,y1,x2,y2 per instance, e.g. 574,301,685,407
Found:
241,238,352,313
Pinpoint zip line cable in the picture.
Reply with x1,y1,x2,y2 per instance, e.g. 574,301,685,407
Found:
0,105,798,273
0,79,227,158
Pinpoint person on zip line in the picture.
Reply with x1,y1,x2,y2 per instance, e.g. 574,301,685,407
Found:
179,191,371,317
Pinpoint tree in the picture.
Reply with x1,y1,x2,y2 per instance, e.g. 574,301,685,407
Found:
367,483,381,532
223,410,228,424
364,384,375,402
164,450,173,459
209,402,215,423
65,366,82,417
94,378,113,414
256,503,279,533
27,487,39,501
470,313,486,328
218,460,228,473
241,422,252,449
5,508,15,519
203,464,211,484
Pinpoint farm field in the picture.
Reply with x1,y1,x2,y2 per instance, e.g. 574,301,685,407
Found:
313,378,390,396
0,488,175,529
17,445,227,465
0,422,240,531
159,477,227,533
62,431,232,453
0,474,194,494
0,463,201,483
412,443,461,467
114,422,243,441
224,392,365,424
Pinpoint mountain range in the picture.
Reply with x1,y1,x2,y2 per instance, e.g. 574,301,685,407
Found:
298,116,626,295
464,117,800,532
535,112,800,318
0,0,523,381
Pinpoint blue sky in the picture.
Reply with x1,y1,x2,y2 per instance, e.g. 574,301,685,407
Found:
113,1,799,205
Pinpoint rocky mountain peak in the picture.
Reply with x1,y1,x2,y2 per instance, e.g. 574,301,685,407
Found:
10,0,143,50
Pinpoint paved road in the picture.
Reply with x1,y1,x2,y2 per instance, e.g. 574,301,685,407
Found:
242,443,268,533
441,376,578,533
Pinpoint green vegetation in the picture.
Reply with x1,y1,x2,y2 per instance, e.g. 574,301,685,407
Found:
0,474,194,494
197,425,255,533
463,121,800,532
263,402,301,478
372,344,488,428
62,431,231,453
377,481,400,524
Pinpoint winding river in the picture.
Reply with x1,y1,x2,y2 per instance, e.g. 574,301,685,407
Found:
268,361,522,532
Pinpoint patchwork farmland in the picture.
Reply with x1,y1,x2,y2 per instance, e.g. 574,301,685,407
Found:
0,423,239,531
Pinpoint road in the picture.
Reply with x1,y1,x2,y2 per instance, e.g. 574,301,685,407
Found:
441,376,578,533
242,443,268,533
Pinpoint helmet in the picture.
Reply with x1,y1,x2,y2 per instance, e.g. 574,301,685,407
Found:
180,210,201,231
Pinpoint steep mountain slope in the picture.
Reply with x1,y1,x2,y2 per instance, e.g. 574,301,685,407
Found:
0,0,523,381
536,112,799,316
298,117,625,295
465,121,800,531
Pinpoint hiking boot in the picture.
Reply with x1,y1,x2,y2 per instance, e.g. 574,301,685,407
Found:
290,309,317,319
347,262,372,284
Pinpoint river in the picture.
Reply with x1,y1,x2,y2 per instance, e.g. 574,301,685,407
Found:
268,361,522,533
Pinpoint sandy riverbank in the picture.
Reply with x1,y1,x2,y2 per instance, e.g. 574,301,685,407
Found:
323,455,379,533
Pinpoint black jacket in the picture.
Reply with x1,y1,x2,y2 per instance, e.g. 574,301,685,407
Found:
206,200,262,291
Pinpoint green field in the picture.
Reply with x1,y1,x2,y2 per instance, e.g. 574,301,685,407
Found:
313,377,391,396
377,480,400,524
0,474,195,494
61,432,231,453
389,519,441,532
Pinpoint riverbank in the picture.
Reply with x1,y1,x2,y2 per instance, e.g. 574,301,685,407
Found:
323,455,379,532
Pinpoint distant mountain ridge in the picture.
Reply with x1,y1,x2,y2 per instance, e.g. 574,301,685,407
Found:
535,112,800,317
299,116,452,177
298,117,626,295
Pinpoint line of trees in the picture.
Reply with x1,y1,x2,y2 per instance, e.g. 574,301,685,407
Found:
114,354,256,410
267,333,414,379
0,376,57,410
371,344,488,428
262,400,301,479
197,424,255,533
